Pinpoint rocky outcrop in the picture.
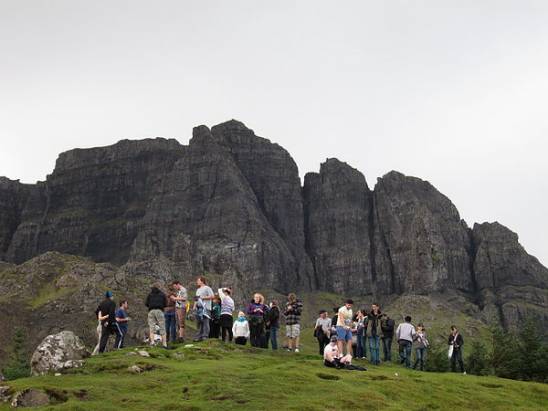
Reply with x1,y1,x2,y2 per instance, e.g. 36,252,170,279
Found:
472,222,548,330
6,138,185,264
30,331,89,376
372,171,473,294
303,159,373,293
0,119,546,333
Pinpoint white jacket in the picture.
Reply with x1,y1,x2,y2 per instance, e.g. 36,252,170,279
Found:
232,320,250,338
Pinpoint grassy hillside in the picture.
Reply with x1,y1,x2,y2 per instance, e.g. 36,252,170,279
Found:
1,339,547,411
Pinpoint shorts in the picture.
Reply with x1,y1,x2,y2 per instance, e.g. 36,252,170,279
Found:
148,309,166,336
286,324,300,338
336,326,352,342
176,306,186,329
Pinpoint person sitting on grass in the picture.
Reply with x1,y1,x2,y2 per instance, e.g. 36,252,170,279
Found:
323,335,366,371
233,311,250,346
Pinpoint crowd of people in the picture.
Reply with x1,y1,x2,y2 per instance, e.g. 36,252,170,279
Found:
93,277,466,374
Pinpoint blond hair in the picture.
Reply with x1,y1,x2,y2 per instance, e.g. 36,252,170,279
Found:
253,293,265,304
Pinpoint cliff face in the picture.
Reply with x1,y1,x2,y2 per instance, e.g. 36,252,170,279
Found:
0,119,546,330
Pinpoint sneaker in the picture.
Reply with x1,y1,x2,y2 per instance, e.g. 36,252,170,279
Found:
463,372,467,375
295,348,300,353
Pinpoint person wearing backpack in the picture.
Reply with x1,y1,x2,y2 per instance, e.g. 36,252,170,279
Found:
381,313,395,362
448,325,465,374
145,284,168,348
413,323,429,371
246,293,268,347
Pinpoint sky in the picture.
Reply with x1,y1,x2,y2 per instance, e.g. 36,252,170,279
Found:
0,1,547,266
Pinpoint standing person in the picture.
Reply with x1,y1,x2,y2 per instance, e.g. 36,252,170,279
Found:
92,305,103,355
164,285,178,344
219,288,235,343
268,300,280,350
413,323,429,371
233,311,250,345
98,291,123,353
336,299,354,357
448,325,465,374
263,304,272,349
246,293,268,348
367,303,383,365
395,316,416,368
172,281,188,343
115,300,130,349
356,310,367,359
314,310,332,356
145,283,168,348
209,295,222,339
194,276,214,341
284,293,303,353
381,313,395,362
330,307,339,337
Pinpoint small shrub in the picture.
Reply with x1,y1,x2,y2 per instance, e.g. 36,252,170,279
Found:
467,341,491,376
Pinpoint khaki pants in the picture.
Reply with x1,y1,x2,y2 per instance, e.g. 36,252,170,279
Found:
176,306,186,332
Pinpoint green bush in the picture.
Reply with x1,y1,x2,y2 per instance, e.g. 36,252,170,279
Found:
466,340,491,376
425,344,449,372
1,328,30,380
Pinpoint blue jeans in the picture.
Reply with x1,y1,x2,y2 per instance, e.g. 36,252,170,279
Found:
369,335,380,365
381,337,392,361
399,340,412,368
165,312,177,343
356,328,365,358
270,326,278,350
414,347,426,370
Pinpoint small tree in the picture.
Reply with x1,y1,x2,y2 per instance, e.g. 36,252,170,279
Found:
466,340,491,376
425,343,449,372
515,318,548,382
1,328,30,380
491,325,520,380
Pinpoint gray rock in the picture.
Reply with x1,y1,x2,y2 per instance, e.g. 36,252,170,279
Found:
0,385,12,402
11,389,49,408
30,331,89,376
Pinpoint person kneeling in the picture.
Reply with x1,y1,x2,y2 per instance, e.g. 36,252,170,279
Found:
324,336,353,368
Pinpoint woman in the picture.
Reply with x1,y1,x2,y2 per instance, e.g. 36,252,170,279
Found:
246,293,268,347
314,310,332,356
413,323,429,371
356,310,367,359
232,311,250,345
209,295,222,339
219,288,235,342
268,300,280,350
164,285,177,343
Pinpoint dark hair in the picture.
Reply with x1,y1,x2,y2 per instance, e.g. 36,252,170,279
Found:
405,316,412,322
319,309,327,315
223,288,231,295
333,307,339,313
359,309,367,316
197,276,207,285
119,300,127,307
345,299,354,305
372,302,379,307
172,280,181,285
451,325,457,331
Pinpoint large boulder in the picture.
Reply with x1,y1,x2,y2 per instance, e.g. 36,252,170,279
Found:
30,331,89,376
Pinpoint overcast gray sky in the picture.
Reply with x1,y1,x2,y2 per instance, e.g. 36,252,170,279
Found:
1,1,546,266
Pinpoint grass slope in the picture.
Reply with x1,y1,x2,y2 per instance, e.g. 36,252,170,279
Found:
1,339,547,411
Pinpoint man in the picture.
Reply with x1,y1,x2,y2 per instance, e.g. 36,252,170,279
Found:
145,283,167,348
395,315,416,368
284,293,303,353
98,291,122,353
314,310,332,356
115,300,129,349
448,325,465,374
336,299,354,357
367,303,383,365
324,335,352,368
381,313,395,362
172,280,187,342
194,276,214,341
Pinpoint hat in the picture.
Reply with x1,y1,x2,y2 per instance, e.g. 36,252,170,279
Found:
105,291,113,298
330,335,338,343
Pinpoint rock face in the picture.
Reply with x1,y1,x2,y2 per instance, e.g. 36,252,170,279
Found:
0,119,546,333
472,222,548,330
30,331,89,376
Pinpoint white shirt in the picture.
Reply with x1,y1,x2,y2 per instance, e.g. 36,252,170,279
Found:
396,322,416,343
324,343,340,361
337,306,353,327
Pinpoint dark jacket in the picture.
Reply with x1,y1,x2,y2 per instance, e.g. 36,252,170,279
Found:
146,287,167,311
268,306,280,328
448,333,464,350
98,298,116,326
381,316,395,338
367,310,383,337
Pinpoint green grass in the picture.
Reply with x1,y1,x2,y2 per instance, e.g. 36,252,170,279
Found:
1,339,547,411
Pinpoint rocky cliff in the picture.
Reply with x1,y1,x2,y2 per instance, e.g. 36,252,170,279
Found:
0,120,546,332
